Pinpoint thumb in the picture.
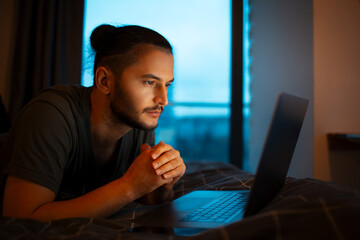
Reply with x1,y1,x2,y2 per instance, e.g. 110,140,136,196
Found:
140,143,152,152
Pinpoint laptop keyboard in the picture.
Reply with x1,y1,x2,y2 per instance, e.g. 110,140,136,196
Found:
180,191,249,223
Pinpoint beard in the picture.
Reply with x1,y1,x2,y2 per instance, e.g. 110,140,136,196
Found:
110,87,163,131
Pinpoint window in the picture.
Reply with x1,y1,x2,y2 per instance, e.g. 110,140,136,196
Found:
242,0,251,170
82,0,241,164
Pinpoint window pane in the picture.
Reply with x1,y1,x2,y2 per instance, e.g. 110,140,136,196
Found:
158,105,230,162
83,0,231,163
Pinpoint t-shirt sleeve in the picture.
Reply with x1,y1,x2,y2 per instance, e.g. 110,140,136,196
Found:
5,101,73,194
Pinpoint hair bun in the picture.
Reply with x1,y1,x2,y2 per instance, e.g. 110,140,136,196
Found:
90,24,117,53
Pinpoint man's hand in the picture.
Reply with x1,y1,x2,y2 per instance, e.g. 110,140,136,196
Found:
138,142,186,204
121,144,173,198
150,141,186,190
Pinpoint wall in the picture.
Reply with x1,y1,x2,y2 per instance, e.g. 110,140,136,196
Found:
249,0,314,178
0,0,16,110
249,0,360,186
314,0,360,189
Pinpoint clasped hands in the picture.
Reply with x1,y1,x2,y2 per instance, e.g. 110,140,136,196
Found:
123,141,186,202
141,141,186,190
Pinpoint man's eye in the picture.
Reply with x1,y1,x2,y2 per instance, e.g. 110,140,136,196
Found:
166,83,172,88
145,81,155,85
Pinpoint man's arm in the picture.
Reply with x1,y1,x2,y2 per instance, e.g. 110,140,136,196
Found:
2,145,172,222
3,175,135,221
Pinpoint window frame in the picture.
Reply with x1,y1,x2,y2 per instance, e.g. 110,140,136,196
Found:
230,0,244,168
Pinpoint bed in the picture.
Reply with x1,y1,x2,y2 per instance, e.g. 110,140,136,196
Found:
0,161,359,239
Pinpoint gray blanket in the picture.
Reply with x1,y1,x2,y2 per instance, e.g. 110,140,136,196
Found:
1,161,359,239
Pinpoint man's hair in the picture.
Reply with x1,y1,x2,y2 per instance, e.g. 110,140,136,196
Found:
90,24,173,81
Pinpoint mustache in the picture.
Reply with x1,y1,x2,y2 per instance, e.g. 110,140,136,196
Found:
143,105,164,113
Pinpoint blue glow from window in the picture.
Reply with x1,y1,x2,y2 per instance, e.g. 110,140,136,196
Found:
243,0,251,118
242,0,251,170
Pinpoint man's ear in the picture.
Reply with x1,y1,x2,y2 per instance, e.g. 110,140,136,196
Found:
94,66,114,96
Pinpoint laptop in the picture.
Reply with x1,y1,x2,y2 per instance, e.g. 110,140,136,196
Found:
134,92,309,232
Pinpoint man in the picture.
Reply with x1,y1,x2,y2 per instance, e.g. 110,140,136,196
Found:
0,24,186,222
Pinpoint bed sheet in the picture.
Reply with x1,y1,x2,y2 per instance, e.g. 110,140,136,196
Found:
0,161,359,239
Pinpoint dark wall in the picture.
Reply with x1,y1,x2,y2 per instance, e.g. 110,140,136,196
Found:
247,0,314,178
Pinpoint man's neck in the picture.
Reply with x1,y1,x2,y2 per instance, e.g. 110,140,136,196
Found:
89,88,132,158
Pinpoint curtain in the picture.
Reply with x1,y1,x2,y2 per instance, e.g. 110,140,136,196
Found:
8,0,84,122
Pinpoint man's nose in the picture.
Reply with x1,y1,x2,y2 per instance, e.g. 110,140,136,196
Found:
154,85,168,106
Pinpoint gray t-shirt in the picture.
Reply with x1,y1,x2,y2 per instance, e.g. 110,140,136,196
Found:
0,85,154,201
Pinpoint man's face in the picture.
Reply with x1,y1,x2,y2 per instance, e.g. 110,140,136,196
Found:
110,45,174,131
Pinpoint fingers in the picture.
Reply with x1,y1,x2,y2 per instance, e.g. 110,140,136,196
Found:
160,163,186,180
152,147,179,167
152,141,179,159
150,142,185,181
153,149,180,173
